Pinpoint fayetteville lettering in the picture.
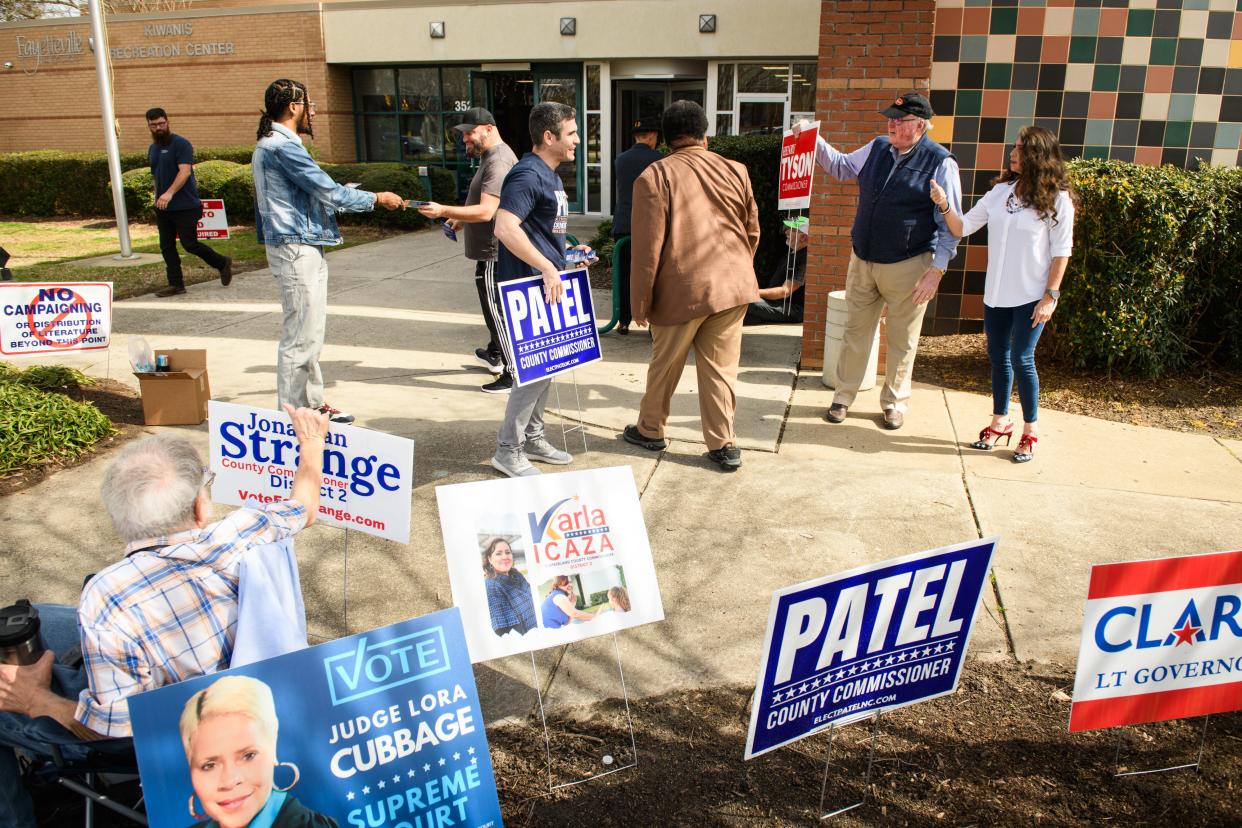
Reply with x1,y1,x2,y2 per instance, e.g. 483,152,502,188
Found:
15,32,84,62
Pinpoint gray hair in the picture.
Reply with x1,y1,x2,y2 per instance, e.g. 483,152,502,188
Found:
101,433,204,542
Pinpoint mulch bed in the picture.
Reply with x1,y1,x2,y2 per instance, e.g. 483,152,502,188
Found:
0,379,146,497
490,659,1239,826
34,659,1240,826
915,334,1242,442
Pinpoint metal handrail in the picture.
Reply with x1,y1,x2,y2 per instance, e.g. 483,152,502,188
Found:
597,234,627,335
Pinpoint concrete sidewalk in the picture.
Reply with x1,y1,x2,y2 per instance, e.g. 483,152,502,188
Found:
3,228,1240,720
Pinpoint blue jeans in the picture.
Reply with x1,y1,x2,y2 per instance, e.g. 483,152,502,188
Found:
0,604,88,828
984,302,1045,424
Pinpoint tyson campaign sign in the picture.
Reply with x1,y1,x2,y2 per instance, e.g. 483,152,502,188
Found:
197,198,230,239
209,400,414,543
499,266,601,387
778,120,820,211
128,608,503,828
745,538,997,759
1069,549,1242,732
0,281,112,356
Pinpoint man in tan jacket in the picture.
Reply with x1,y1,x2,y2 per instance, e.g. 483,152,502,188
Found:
622,100,760,470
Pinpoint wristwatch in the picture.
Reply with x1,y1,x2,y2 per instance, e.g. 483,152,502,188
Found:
1045,289,1061,300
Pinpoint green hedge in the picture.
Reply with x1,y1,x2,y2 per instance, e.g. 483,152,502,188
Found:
1051,160,1242,375
709,134,786,279
0,367,115,475
0,146,255,217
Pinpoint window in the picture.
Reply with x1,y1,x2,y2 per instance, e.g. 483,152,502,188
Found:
713,61,818,137
353,65,482,171
584,63,603,213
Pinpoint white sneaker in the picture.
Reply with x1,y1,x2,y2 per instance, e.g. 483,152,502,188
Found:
491,448,539,477
524,436,572,465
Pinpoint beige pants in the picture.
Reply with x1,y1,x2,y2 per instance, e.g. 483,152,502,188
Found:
638,304,747,450
832,251,933,413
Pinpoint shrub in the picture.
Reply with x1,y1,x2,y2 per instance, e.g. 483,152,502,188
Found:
709,134,786,279
1049,160,1242,376
121,167,155,220
588,218,615,267
0,147,257,218
217,166,256,222
0,362,93,391
192,159,245,199
0,381,115,475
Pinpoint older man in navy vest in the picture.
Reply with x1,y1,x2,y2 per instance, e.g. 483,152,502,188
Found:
795,92,962,430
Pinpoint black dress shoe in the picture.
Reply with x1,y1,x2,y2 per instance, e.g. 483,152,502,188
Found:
219,256,233,286
825,403,848,424
882,409,904,430
155,285,186,297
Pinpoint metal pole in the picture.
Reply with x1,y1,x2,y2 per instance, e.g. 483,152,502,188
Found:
87,0,136,259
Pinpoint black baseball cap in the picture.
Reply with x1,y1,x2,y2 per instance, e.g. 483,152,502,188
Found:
880,92,934,120
631,116,660,134
453,107,496,132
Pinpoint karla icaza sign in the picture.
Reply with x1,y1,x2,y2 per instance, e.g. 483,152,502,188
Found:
208,401,414,544
778,120,820,211
128,608,503,828
1069,548,1242,732
745,538,997,759
498,267,601,387
436,466,664,663
197,198,230,240
0,281,112,356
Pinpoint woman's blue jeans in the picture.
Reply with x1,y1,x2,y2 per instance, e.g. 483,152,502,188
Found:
984,301,1045,424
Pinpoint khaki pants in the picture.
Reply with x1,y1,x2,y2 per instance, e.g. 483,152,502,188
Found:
638,304,747,450
833,251,932,413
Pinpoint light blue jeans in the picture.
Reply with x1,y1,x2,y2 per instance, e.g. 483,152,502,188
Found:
0,604,88,828
270,243,330,410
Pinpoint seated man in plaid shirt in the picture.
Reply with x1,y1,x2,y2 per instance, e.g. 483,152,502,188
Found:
0,405,327,828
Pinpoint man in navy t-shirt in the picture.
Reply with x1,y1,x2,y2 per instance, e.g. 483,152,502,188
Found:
146,107,231,297
489,101,590,477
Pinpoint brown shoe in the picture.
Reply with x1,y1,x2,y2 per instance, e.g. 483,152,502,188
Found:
219,256,233,287
825,403,848,424
882,408,904,430
154,285,186,297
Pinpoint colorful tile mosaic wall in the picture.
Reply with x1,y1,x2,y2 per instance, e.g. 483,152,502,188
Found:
925,0,1242,335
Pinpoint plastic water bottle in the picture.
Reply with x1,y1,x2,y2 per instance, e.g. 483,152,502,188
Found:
128,337,155,373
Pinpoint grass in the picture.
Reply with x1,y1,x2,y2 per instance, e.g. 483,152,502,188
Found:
0,366,115,475
1,216,411,300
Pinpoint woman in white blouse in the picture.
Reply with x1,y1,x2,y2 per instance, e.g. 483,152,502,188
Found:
930,126,1074,463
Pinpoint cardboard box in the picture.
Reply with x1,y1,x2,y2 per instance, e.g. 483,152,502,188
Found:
134,349,211,425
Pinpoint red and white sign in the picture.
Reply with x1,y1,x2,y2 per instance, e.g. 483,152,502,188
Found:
197,198,229,240
0,281,112,356
778,121,820,211
1069,549,1242,732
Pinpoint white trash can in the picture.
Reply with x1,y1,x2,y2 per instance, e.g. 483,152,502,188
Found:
822,290,879,390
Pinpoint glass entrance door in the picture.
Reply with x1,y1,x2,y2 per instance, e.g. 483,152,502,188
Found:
736,94,788,136
532,64,584,212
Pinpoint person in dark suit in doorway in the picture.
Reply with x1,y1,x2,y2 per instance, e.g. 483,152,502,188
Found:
611,116,662,334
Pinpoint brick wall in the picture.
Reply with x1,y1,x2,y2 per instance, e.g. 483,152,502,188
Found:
803,0,937,369
0,9,357,162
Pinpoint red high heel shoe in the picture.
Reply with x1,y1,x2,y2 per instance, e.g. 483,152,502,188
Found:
1013,433,1038,463
970,422,1014,450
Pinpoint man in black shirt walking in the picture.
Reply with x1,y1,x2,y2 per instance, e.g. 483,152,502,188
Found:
146,107,231,297
611,116,662,334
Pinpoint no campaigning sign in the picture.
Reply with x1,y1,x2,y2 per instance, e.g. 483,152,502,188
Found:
1069,548,1242,732
0,282,112,356
746,538,997,759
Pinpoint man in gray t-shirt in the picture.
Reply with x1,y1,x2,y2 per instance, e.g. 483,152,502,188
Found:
419,107,518,393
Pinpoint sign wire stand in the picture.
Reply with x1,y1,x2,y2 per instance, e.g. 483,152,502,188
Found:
530,632,638,791
341,527,351,634
1112,715,1210,777
551,373,590,457
782,208,807,318
818,713,881,820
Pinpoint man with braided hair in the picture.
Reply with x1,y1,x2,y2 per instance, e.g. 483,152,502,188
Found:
252,79,405,423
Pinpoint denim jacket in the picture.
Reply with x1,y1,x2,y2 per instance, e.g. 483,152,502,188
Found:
252,123,375,246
